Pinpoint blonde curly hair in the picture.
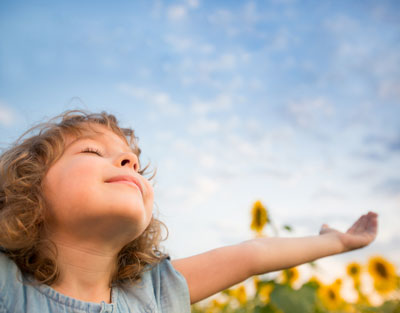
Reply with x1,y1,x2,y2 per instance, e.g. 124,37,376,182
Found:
0,110,169,286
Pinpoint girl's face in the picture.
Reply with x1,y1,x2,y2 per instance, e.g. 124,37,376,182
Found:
42,124,154,246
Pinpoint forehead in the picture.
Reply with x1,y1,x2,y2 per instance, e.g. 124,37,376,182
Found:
63,123,131,150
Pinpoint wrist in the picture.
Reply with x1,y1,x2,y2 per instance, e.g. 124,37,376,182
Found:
321,231,346,254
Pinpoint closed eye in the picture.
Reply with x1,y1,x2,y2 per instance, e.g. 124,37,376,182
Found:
81,147,103,157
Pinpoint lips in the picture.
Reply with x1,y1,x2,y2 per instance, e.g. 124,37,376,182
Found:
105,175,143,194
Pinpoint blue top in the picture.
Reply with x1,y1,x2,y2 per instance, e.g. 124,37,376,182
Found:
0,252,191,313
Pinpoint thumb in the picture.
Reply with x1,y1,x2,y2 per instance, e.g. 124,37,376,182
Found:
319,224,330,235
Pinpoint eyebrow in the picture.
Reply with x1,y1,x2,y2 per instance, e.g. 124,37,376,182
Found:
65,134,103,149
65,133,135,153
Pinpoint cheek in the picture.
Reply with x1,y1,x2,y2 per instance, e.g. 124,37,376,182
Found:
143,181,154,206
43,159,102,211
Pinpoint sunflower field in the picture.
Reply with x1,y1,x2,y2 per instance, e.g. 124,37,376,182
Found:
191,201,400,313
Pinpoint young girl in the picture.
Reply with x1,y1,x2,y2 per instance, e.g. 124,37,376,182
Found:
0,110,378,313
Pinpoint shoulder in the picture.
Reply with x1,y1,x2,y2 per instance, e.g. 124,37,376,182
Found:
151,256,189,290
0,251,25,309
150,256,191,311
119,256,191,312
0,251,21,288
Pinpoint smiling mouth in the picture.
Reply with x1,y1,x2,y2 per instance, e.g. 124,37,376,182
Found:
108,180,141,191
105,176,143,194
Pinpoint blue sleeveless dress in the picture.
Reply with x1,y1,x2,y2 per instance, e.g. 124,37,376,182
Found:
0,252,190,312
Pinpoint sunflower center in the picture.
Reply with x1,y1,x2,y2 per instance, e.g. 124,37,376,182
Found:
350,266,359,275
255,209,262,227
375,262,388,278
328,289,336,300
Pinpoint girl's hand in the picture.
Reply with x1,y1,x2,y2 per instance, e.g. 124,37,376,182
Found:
319,211,378,252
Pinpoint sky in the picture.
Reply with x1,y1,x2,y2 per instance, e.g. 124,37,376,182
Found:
0,0,399,287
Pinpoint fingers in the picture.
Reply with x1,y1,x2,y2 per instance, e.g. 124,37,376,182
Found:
347,215,364,233
322,212,378,238
347,211,378,234
366,211,378,235
355,214,369,233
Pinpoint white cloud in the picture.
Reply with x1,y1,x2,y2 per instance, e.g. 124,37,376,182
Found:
172,138,198,156
188,118,220,135
177,175,221,208
324,15,359,34
378,79,400,99
369,51,400,100
243,1,259,24
167,5,187,21
164,35,193,52
164,36,215,56
166,0,200,21
198,153,217,169
287,97,334,128
212,219,250,243
158,173,221,210
191,93,233,115
337,41,370,58
270,28,290,51
186,0,199,9
208,9,238,37
0,101,17,127
197,53,237,74
199,43,214,54
118,84,182,116
151,0,163,18
311,180,348,201
208,9,234,25
195,175,220,194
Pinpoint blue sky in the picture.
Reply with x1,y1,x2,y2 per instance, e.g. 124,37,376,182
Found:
1,0,399,287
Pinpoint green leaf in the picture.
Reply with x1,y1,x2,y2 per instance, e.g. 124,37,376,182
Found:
270,284,317,313
283,225,293,232
254,304,280,313
358,300,400,313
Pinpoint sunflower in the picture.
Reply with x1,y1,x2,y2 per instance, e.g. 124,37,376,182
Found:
281,267,300,287
308,275,322,289
205,299,226,313
347,262,362,280
253,275,260,288
231,285,247,305
318,281,343,311
346,262,370,304
367,255,397,294
334,278,342,287
258,283,274,303
250,200,268,235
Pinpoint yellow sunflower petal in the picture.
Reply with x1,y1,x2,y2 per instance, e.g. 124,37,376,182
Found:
346,262,362,279
250,200,268,234
231,285,247,305
318,283,343,311
259,284,274,303
367,255,397,294
308,275,322,288
281,267,300,286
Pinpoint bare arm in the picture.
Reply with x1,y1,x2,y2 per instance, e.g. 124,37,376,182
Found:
172,242,256,304
172,212,378,304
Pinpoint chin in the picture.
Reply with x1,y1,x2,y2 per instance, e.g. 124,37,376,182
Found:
108,205,152,230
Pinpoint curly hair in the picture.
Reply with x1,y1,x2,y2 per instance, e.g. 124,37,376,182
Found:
0,109,169,286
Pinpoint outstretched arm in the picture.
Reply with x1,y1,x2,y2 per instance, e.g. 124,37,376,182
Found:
248,211,378,275
172,212,378,304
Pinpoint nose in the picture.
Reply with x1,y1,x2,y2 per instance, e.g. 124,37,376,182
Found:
115,151,140,172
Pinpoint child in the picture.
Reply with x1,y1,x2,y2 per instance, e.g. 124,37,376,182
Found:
0,110,378,313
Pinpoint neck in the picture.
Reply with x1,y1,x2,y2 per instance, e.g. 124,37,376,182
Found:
49,237,120,303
